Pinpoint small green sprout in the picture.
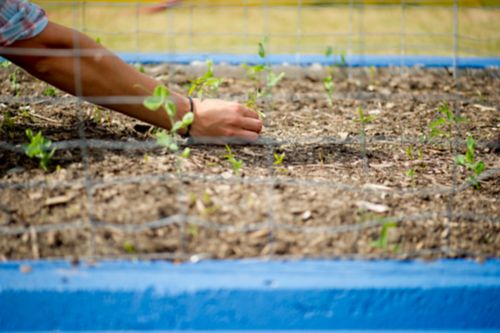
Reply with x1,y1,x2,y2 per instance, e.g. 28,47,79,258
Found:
325,46,347,68
323,75,334,107
187,224,199,238
371,218,398,251
188,60,223,99
242,63,266,81
406,169,416,178
155,130,179,152
0,61,11,68
144,85,194,154
244,37,284,119
224,144,243,175
428,103,465,139
123,241,135,254
23,129,56,171
325,46,334,58
258,36,268,58
245,91,266,120
134,63,145,73
1,111,15,136
90,106,101,124
454,135,486,189
266,71,285,88
356,107,374,125
42,85,56,97
273,152,285,166
9,69,20,96
181,147,191,158
273,151,286,173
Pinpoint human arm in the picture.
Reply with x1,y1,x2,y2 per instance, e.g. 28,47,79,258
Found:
1,21,262,140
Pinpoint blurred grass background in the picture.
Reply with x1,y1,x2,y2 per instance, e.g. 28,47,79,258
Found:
36,1,500,56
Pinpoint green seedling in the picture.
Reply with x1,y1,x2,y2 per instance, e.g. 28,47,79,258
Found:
187,224,199,238
23,128,56,172
123,241,135,254
325,45,347,68
134,63,145,73
0,61,11,68
1,111,15,136
323,75,334,107
181,147,191,158
42,85,56,97
242,63,266,81
355,107,374,159
406,169,416,178
9,69,20,96
224,144,243,175
454,135,486,189
371,218,398,251
266,71,285,88
429,103,465,140
188,60,223,99
273,152,285,166
258,38,285,90
155,130,179,152
144,85,194,154
273,151,286,173
244,37,285,120
356,107,374,125
245,90,266,119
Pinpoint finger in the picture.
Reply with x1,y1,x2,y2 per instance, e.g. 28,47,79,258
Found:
239,117,263,133
231,129,259,141
240,105,260,119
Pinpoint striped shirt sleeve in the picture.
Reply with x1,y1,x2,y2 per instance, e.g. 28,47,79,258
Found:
0,0,48,47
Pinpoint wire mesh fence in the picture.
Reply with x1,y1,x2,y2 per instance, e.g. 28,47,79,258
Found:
0,1,499,261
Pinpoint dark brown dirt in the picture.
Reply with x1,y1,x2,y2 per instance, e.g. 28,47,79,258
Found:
0,64,499,261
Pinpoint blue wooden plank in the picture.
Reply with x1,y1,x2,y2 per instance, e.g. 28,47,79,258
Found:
118,52,500,68
0,260,499,331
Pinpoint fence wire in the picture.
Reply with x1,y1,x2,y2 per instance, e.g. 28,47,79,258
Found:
0,1,499,261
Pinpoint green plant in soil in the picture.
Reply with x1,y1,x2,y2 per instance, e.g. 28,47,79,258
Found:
323,46,336,107
428,103,466,150
371,218,399,252
243,37,285,119
273,151,286,173
325,45,347,68
123,241,135,254
188,60,223,99
355,106,373,137
454,135,486,189
1,111,15,138
323,75,334,107
23,128,56,172
42,85,57,97
224,144,243,175
134,63,145,73
143,85,193,156
9,68,20,96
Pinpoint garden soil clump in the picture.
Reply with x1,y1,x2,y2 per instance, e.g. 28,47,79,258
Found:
0,64,499,261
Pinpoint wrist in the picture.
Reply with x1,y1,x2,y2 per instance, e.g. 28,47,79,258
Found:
171,94,191,136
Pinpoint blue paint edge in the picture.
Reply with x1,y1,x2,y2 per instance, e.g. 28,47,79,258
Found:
118,52,500,68
1,259,500,331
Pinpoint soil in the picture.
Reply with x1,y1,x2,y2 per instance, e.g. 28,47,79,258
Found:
0,64,499,262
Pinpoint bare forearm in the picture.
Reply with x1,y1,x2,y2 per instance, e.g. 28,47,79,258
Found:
3,22,189,130
2,21,262,140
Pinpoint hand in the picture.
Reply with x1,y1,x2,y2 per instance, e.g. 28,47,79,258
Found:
189,99,263,143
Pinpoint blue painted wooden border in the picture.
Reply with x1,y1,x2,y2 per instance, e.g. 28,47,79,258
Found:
1,259,499,331
118,52,500,68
